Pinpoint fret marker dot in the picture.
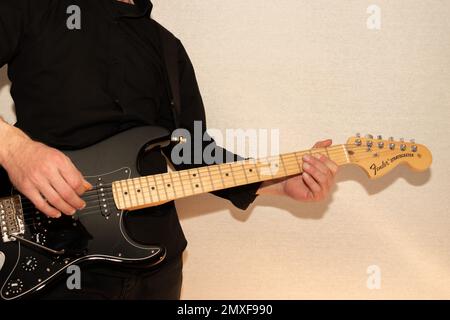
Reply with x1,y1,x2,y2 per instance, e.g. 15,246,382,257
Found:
195,184,199,188
137,189,141,193
225,173,229,177
151,187,155,190
249,169,253,172
124,192,128,195
193,174,197,177
167,184,171,187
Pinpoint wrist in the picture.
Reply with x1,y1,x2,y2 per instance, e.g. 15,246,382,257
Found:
0,121,31,166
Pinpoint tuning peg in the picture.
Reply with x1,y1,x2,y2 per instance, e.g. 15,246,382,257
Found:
400,144,407,151
366,134,374,139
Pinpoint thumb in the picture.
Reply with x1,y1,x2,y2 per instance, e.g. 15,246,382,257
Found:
313,139,333,149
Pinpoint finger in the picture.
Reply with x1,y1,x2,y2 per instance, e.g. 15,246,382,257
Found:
303,155,332,178
316,154,339,176
302,172,322,198
50,173,86,210
37,180,77,216
302,158,330,192
313,139,332,149
24,187,62,218
61,161,92,195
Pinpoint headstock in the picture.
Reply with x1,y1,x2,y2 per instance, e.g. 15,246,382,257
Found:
345,134,432,179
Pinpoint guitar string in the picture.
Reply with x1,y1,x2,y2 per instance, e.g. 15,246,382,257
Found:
18,144,381,214
19,145,413,217
17,146,414,225
18,144,361,210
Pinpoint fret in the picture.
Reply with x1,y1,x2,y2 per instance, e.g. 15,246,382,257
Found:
116,182,125,209
153,174,168,201
146,175,160,202
198,167,214,192
120,179,132,208
188,168,204,194
294,152,305,174
281,153,300,176
241,161,259,183
269,156,284,179
256,158,273,179
161,173,176,200
133,177,145,206
218,163,235,188
278,155,289,177
140,177,149,204
128,178,140,207
229,162,247,185
172,171,186,198
208,165,225,190
178,170,194,196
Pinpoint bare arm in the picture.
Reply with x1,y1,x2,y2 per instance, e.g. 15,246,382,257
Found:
0,117,91,217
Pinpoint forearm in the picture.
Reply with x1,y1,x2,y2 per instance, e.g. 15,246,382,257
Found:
0,117,31,166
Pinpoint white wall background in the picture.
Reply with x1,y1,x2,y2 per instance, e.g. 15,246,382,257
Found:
1,0,450,299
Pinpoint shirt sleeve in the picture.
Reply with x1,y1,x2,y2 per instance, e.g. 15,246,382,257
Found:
0,0,27,68
161,39,262,211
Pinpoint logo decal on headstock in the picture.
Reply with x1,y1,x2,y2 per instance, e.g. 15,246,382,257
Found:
370,153,415,176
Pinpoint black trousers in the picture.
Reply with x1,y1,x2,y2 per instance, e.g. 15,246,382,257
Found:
37,256,183,300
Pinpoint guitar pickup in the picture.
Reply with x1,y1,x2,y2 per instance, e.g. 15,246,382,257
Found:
0,195,25,243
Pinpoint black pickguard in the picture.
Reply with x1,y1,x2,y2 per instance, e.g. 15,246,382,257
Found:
0,126,171,300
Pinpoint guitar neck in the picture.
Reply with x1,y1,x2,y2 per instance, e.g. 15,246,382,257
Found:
112,145,351,210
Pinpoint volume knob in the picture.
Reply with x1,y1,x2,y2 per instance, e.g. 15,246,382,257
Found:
21,256,38,272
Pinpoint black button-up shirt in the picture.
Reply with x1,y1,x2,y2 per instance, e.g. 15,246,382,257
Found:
0,0,260,261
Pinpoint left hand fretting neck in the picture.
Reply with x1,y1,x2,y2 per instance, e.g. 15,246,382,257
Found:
112,145,350,211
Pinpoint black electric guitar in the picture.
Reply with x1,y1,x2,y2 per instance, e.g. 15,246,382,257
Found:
0,126,432,299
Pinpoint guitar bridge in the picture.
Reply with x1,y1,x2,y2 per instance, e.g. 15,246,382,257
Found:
0,195,25,243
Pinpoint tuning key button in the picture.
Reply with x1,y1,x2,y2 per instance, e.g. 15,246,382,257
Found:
400,144,407,151
389,137,394,142
377,135,383,140
366,134,374,139
355,139,362,146
412,145,418,152
367,140,373,148
389,143,395,150
356,133,361,138
400,138,405,142
378,142,384,149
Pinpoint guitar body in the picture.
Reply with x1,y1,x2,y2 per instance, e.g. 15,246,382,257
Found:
0,126,432,300
0,126,170,300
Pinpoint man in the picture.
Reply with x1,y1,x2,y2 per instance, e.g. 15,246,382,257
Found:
0,0,338,299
